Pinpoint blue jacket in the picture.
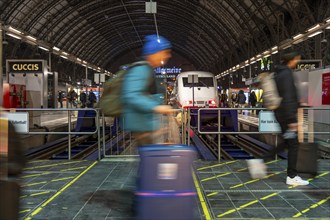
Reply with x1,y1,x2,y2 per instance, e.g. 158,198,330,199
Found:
121,64,162,132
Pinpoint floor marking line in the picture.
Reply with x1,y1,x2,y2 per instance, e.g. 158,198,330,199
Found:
217,171,330,218
260,192,278,200
51,176,75,182
60,166,87,172
27,160,45,164
197,160,237,171
201,172,231,182
230,170,286,189
239,200,258,208
217,200,259,218
30,191,51,197
24,161,82,170
192,171,212,220
206,192,219,197
19,209,31,214
292,195,330,218
22,181,47,187
21,172,52,178
24,161,97,220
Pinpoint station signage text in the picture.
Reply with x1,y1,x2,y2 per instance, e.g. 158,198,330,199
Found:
8,60,44,73
154,67,182,74
296,60,322,71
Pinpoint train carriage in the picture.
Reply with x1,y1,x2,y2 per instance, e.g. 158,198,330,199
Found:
172,71,218,108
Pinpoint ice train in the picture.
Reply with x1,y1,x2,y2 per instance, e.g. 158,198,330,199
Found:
171,71,218,108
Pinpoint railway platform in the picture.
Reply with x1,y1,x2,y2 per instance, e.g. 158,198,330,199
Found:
19,158,330,220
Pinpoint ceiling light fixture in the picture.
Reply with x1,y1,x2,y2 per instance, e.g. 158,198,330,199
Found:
53,46,60,51
308,31,322,38
8,26,22,34
293,34,303,39
307,24,320,32
26,35,36,41
6,33,22,39
39,46,49,51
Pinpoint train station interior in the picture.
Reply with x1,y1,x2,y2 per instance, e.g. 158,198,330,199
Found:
0,1,330,219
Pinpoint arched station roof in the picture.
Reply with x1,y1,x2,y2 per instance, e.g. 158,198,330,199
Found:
1,0,329,74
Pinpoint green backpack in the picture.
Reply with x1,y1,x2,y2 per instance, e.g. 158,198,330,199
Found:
98,61,149,117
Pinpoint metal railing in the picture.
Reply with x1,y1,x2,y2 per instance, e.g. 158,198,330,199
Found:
2,106,328,162
1,108,100,160
101,109,185,158
196,107,330,161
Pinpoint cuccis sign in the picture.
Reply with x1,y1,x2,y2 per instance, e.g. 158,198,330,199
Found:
8,60,44,73
296,60,322,70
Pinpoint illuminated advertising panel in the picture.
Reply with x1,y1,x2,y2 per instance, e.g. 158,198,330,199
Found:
322,72,330,105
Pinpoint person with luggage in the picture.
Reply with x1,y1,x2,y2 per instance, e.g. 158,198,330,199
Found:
79,91,87,108
237,90,246,113
67,88,78,108
58,90,63,108
121,34,174,145
249,91,257,114
251,51,309,186
87,90,97,108
220,91,228,107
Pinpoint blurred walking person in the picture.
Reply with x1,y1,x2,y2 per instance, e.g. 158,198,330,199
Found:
121,35,174,145
58,90,63,108
80,91,87,108
237,90,246,113
250,51,309,186
249,91,257,114
87,90,97,108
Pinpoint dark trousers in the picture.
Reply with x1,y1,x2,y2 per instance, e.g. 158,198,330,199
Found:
262,111,299,178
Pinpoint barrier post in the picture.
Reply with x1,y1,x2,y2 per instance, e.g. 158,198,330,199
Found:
275,134,278,160
102,112,105,155
96,110,101,160
187,110,191,146
298,108,304,143
308,109,314,143
0,114,8,178
68,110,71,160
218,109,221,162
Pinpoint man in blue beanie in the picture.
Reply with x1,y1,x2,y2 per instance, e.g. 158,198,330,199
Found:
121,34,174,145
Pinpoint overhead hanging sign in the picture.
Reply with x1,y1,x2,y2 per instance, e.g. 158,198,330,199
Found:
7,60,44,73
94,73,106,84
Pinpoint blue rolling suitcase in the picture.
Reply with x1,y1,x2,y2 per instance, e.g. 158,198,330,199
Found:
136,144,197,220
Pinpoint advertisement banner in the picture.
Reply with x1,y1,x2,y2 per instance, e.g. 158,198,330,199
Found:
322,72,330,105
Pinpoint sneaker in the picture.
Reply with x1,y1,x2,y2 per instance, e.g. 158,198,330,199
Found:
286,176,309,186
247,159,267,179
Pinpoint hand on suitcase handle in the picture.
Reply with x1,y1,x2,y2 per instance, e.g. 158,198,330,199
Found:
154,105,177,114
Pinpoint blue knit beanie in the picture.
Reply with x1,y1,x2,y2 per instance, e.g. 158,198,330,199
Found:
142,35,172,56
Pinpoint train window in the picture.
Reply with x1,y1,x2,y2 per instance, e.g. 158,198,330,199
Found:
182,77,214,87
